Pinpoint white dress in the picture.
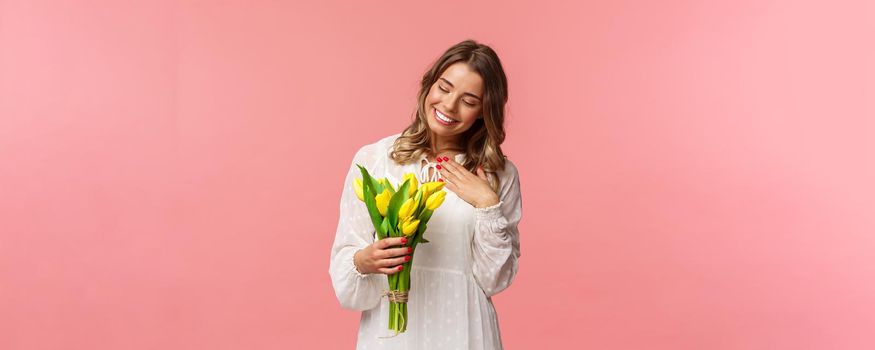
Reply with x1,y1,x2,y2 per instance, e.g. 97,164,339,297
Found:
329,133,523,350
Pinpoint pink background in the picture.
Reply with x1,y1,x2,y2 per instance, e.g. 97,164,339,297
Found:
1,0,873,349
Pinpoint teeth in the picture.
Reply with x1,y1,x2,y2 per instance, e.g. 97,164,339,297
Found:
435,109,457,123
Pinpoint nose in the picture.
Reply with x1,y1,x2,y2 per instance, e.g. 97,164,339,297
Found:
441,94,460,113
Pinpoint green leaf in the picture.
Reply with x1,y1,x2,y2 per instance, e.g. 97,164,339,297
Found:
356,164,382,195
412,190,423,218
357,164,386,239
381,216,391,238
414,223,429,245
418,208,434,223
386,178,411,232
383,179,395,195
373,179,384,194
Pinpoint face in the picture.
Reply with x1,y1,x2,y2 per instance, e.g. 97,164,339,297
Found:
424,62,484,142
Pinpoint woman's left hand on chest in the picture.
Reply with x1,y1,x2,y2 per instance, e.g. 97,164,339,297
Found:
437,158,500,209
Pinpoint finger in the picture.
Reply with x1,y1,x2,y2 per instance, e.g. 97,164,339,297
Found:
375,238,390,249
438,165,460,183
377,236,408,249
378,265,404,275
437,176,452,188
444,159,473,179
436,162,452,177
443,179,458,193
378,255,411,267
396,236,409,246
374,248,389,259
386,246,412,258
439,159,460,175
476,166,488,180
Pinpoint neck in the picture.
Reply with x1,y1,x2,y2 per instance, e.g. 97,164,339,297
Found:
430,132,462,154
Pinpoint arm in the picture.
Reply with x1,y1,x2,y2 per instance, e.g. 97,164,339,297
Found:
328,146,385,311
471,161,523,297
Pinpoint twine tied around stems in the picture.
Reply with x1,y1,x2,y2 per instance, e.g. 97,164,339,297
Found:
377,290,409,339
383,289,409,303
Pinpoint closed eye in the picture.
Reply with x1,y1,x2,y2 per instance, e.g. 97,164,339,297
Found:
438,83,477,107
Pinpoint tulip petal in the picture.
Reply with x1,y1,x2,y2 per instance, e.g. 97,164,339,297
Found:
386,179,411,232
353,178,364,202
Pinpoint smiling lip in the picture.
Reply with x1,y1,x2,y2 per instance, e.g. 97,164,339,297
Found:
434,108,459,125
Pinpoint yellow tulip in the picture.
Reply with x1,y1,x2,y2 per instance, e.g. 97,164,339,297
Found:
398,197,416,220
375,189,391,216
425,190,446,210
396,215,407,231
420,182,445,199
353,178,364,202
420,182,433,197
399,216,420,236
403,173,418,197
429,181,446,192
413,189,424,211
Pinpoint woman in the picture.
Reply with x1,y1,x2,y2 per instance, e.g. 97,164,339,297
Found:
329,39,522,349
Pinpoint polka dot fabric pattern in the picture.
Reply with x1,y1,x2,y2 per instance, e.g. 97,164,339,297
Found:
329,133,522,349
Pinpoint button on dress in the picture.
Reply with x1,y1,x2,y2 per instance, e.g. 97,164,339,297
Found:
329,133,523,350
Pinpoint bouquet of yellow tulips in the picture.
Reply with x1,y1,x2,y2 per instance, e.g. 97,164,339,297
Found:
353,164,447,335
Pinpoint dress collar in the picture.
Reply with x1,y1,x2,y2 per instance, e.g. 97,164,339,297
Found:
417,153,467,183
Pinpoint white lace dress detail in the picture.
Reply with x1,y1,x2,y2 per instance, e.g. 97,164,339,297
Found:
329,133,523,350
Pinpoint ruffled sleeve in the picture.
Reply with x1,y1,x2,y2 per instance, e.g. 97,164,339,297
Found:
328,145,386,311
471,160,523,297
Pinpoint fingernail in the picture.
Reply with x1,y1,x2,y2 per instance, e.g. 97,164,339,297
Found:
437,158,443,163
408,247,413,253
438,178,444,182
405,256,411,261
399,265,404,271
443,156,449,161
436,164,442,170
401,237,407,244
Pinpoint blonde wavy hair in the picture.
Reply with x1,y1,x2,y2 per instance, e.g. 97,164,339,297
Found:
390,39,509,193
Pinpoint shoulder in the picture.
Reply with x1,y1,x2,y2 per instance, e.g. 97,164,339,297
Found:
498,157,519,180
353,132,402,161
379,132,403,151
492,157,520,195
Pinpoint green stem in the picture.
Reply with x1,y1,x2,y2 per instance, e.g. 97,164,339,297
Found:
386,241,416,333
388,273,397,331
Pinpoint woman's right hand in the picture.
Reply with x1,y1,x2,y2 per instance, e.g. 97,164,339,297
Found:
353,236,412,275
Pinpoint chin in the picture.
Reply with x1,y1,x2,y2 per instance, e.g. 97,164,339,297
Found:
429,123,460,136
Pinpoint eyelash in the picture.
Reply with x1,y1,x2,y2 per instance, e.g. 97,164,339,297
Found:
438,85,476,106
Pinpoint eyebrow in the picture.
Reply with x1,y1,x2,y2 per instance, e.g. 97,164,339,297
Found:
439,78,482,101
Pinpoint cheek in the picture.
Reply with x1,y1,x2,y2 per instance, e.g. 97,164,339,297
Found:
425,86,440,104
424,95,436,106
460,108,481,123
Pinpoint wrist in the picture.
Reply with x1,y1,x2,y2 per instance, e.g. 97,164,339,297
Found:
475,196,500,209
352,249,367,275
